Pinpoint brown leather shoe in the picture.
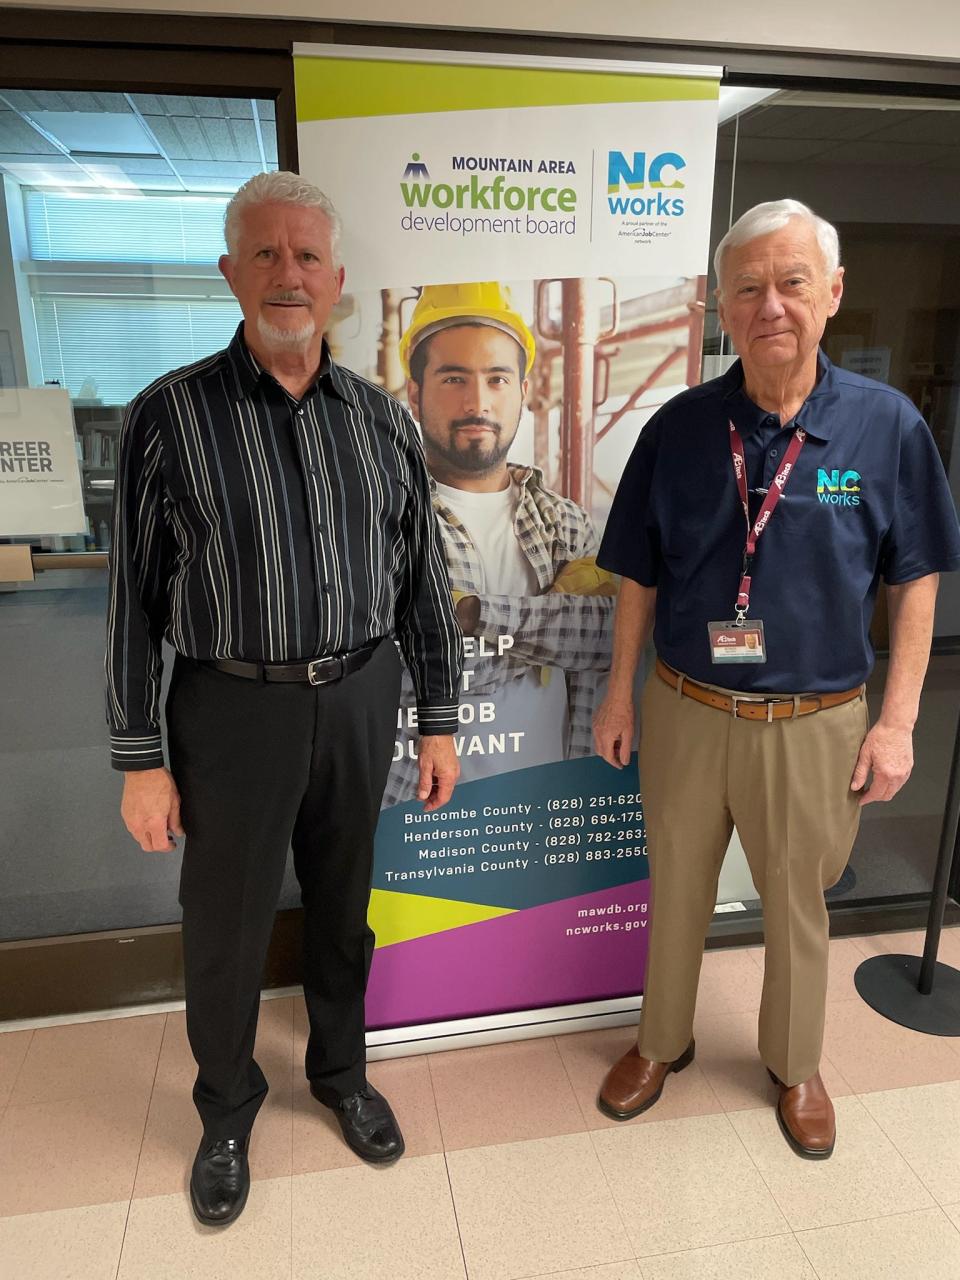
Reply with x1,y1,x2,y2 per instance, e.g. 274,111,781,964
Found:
597,1041,695,1121
768,1069,835,1159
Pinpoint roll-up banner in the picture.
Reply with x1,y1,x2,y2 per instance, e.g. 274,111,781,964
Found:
294,46,720,1037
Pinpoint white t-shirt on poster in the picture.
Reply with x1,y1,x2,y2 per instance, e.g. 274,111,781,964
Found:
435,479,568,782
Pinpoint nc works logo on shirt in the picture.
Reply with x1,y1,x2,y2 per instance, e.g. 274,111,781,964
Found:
606,150,686,217
817,468,862,507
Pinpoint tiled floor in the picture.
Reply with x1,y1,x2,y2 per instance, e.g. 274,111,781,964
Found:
2,929,960,1279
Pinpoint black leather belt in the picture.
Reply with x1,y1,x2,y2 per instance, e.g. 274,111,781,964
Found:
205,638,382,687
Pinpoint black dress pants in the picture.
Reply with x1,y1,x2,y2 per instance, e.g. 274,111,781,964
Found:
166,637,401,1140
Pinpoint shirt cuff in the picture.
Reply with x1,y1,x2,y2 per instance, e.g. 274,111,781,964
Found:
110,731,165,772
416,700,459,736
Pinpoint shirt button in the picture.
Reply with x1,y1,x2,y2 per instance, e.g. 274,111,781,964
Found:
297,408,305,417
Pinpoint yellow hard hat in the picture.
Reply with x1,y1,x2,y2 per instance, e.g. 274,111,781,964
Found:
399,282,536,379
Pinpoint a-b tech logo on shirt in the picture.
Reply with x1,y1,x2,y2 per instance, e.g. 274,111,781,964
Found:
817,468,862,507
606,151,686,217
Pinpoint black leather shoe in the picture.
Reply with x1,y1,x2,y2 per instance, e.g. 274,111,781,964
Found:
189,1135,250,1226
311,1081,405,1165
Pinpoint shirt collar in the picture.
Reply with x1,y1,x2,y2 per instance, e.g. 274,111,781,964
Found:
225,323,349,404
719,349,838,441
428,461,546,499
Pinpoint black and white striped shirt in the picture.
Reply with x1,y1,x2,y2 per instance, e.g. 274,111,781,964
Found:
106,325,462,771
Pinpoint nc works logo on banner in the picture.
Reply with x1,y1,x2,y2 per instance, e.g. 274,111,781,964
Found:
606,150,686,217
398,151,580,240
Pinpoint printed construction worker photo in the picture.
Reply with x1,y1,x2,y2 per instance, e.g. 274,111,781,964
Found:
382,281,616,803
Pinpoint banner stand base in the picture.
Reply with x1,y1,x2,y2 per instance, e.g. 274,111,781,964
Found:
365,995,644,1060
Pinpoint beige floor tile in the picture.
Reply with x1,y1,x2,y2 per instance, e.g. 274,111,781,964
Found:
639,1234,817,1280
428,1037,586,1151
150,1008,200,1091
729,1095,934,1231
860,1081,960,1204
944,1202,960,1230
826,939,872,1003
118,1176,290,1279
556,1025,723,1130
533,1266,642,1280
592,1112,786,1257
822,997,960,1093
0,1091,150,1215
447,1132,632,1280
847,930,920,958
0,1199,129,1280
693,1009,853,1113
292,1154,464,1280
160,997,294,1091
849,929,960,966
737,937,873,1007
796,1207,960,1279
695,947,765,1015
943,925,960,958
133,1000,293,1199
741,945,766,969
291,1050,443,1173
0,1029,32,1109
9,1013,164,1107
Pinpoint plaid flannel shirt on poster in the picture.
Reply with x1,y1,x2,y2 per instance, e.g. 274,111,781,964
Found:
382,464,614,808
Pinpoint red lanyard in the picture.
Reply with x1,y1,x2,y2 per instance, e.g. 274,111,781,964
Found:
728,419,806,622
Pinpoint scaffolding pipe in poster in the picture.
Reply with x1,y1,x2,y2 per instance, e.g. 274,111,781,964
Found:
534,276,706,502
601,312,691,347
560,277,597,508
596,346,686,444
378,288,406,398
529,329,561,475
600,279,697,329
686,275,709,388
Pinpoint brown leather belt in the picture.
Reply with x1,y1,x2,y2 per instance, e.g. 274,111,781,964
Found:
656,658,862,722
206,638,382,686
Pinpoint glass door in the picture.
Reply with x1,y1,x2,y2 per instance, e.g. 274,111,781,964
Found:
705,87,960,915
0,89,289,946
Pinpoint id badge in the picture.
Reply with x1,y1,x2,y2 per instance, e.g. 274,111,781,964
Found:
708,619,766,663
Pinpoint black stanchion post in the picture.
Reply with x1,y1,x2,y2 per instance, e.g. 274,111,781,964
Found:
918,715,960,995
853,709,960,1035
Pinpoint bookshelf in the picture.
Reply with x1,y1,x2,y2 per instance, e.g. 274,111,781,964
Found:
74,405,123,550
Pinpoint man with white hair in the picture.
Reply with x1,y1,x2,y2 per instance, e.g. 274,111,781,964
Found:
106,171,462,1224
593,199,960,1157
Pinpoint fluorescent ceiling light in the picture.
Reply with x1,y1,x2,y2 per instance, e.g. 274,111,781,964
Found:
30,111,158,156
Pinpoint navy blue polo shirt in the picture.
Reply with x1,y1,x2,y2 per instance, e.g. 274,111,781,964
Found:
598,351,960,693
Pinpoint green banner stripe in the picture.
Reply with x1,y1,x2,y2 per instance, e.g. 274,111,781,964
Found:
295,58,718,122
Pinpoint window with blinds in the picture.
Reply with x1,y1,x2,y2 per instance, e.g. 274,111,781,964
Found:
24,189,231,264
33,295,241,405
23,188,244,404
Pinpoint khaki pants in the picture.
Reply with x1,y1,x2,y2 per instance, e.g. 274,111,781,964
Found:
637,667,868,1086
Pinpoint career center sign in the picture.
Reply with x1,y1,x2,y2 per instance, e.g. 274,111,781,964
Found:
0,388,85,536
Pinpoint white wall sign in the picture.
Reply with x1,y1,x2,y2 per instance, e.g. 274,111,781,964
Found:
0,387,85,535
840,347,891,383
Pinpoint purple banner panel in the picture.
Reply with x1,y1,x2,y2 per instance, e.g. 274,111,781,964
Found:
366,878,649,1030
